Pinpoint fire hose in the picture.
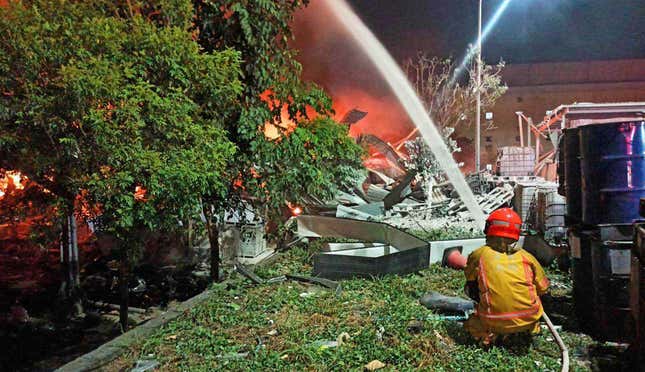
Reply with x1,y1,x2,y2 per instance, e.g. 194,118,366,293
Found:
541,312,569,372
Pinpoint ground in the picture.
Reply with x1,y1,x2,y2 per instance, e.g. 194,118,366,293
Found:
106,234,600,372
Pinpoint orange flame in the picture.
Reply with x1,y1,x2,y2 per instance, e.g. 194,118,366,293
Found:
0,171,26,199
291,206,303,216
134,185,147,201
259,89,318,140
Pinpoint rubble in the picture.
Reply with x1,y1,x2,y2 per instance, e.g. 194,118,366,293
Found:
293,134,569,271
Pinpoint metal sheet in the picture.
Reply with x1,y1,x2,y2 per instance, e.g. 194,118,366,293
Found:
297,215,427,251
383,171,416,210
297,216,430,279
322,246,399,258
324,242,387,252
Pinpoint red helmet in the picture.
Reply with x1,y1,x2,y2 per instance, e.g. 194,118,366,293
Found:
484,208,522,240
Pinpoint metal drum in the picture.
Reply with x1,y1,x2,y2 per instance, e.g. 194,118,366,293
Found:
590,238,633,341
570,230,594,329
563,128,582,222
579,121,645,225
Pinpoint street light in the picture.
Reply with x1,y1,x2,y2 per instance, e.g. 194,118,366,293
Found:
476,0,482,172
448,0,514,171
463,0,513,171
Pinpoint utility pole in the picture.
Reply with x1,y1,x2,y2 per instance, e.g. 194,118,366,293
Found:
475,0,482,172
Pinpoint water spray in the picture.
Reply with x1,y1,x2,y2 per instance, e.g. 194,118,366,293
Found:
327,0,486,227
449,0,513,86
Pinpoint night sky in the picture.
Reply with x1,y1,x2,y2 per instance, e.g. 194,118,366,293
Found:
347,0,645,64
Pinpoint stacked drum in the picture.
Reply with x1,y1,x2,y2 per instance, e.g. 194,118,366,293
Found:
559,120,645,342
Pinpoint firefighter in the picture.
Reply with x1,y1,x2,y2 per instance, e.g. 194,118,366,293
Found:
463,208,550,345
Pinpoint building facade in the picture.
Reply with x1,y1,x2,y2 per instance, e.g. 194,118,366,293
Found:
480,59,645,167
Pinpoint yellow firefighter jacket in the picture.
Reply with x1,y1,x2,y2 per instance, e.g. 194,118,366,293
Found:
464,245,550,335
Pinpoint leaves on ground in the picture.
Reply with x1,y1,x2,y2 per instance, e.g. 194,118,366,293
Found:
109,242,593,371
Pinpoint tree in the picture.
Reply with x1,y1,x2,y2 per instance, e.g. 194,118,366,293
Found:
0,0,241,327
402,53,507,187
193,1,364,266
404,52,507,135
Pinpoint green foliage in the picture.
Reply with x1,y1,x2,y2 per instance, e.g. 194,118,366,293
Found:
194,1,364,223
0,0,241,247
111,245,593,371
244,117,364,216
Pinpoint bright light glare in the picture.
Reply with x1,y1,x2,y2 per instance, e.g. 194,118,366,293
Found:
449,0,513,85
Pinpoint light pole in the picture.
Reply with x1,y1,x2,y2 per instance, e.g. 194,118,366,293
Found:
475,0,482,172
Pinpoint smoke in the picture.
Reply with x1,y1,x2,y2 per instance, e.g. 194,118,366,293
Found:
292,1,414,143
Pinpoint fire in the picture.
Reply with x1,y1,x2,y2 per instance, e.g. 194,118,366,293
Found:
263,106,297,140
260,89,318,140
134,185,147,201
291,206,303,216
0,171,26,199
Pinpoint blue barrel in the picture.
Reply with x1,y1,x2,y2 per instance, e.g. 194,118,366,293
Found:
579,121,645,225
563,128,582,222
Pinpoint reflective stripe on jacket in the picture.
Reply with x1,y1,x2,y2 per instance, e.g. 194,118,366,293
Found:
465,245,550,333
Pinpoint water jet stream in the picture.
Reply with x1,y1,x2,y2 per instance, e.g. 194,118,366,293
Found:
326,0,486,227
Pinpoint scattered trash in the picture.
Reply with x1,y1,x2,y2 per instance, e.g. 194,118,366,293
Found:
286,274,339,290
434,330,447,344
310,339,339,351
131,278,147,293
310,332,351,351
337,332,351,346
376,326,385,342
131,359,159,372
216,352,249,360
266,275,287,284
164,334,177,341
267,329,278,336
365,359,386,371
407,320,424,334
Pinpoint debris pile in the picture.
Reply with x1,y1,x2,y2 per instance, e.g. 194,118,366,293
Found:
299,166,520,234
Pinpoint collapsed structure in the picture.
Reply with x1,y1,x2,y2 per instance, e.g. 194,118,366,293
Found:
284,103,645,357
